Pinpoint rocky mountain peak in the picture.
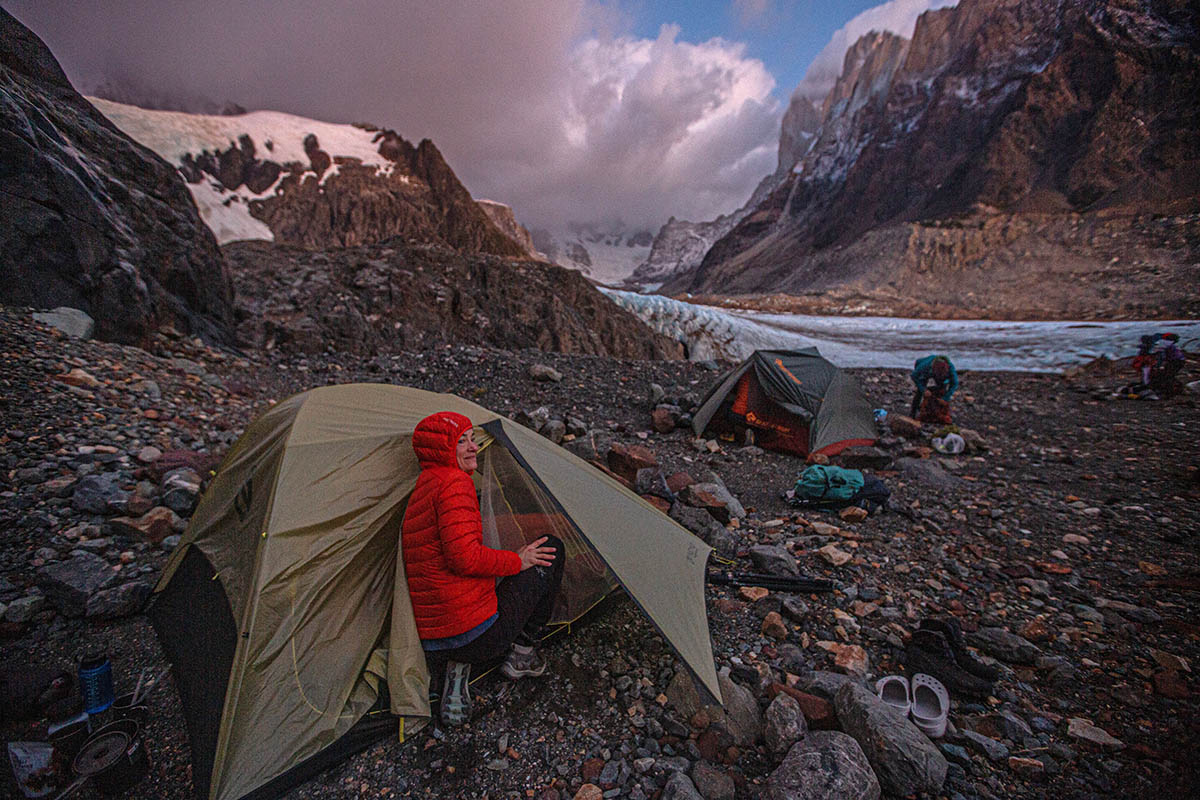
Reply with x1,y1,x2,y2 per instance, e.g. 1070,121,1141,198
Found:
93,100,528,257
665,0,1200,320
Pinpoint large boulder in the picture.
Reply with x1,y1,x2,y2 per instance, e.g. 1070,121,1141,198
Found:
0,9,234,344
765,731,881,800
834,682,948,797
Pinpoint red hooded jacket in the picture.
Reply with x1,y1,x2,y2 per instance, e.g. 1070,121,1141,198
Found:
401,411,521,640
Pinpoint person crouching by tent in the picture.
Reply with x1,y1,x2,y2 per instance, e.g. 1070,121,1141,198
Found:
401,411,564,726
911,355,958,424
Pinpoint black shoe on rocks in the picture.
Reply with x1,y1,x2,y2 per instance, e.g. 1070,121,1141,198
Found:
918,617,1000,681
906,629,995,699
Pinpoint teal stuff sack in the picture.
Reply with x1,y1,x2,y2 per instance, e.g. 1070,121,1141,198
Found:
793,464,865,503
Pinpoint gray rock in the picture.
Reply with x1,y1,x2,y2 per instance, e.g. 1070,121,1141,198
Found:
649,383,667,404
635,468,671,498
961,730,1009,761
4,594,47,623
33,307,95,339
749,545,800,577
37,553,115,617
834,682,948,797
691,482,746,519
896,457,962,490
665,670,702,721
765,731,881,800
837,446,892,470
162,487,198,514
969,627,1041,665
565,417,588,437
663,772,703,800
764,692,807,757
689,761,734,800
794,670,864,702
85,581,151,619
541,419,566,444
781,596,810,622
528,364,563,382
1094,597,1162,623
709,671,762,747
71,474,129,515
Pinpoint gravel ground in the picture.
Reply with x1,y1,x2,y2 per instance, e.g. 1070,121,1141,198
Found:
1,306,1197,800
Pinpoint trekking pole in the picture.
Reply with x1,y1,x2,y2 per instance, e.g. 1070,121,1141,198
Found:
707,571,835,593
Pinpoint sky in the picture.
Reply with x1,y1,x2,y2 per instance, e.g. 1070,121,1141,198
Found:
6,0,955,232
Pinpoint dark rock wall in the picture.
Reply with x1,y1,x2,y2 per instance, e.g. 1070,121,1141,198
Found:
0,9,235,344
226,240,683,360
682,0,1200,314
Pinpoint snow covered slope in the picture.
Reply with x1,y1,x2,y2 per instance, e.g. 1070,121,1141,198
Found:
89,98,526,257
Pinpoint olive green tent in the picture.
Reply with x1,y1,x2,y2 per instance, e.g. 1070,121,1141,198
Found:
692,348,877,457
149,384,720,800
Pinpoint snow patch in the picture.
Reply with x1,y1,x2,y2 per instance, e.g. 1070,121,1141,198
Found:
90,97,392,171
187,180,274,244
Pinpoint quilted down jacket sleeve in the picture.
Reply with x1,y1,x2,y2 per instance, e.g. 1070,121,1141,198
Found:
437,475,522,578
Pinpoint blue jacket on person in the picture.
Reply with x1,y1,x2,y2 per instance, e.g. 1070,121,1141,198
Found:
911,355,958,400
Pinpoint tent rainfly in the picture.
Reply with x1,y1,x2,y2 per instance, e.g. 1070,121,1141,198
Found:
149,384,720,800
692,348,877,456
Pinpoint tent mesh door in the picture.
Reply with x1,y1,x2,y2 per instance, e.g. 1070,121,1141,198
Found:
477,443,617,624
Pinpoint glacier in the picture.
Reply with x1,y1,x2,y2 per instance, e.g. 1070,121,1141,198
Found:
604,290,1200,372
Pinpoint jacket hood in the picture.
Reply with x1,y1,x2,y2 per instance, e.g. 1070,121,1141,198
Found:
412,411,474,471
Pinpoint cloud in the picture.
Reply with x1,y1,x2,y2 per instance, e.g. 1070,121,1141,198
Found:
732,0,772,28
7,0,780,231
792,0,959,103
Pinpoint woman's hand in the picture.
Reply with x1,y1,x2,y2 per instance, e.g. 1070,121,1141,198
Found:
517,536,555,571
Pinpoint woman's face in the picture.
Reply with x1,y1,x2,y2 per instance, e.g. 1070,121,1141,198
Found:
455,429,478,472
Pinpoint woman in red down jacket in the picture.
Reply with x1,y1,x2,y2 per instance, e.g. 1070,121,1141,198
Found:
401,410,563,726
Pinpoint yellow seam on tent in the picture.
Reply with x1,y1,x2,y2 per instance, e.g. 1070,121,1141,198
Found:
288,579,327,718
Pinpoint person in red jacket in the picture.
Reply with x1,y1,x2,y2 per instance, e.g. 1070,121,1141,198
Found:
401,410,563,726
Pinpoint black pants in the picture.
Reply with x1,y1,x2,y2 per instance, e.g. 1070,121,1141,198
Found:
426,536,564,669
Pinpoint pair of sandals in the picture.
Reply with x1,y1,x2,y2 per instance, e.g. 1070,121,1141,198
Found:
875,673,949,738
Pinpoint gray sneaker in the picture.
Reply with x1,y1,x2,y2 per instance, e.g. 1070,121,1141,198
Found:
440,660,472,726
501,645,546,679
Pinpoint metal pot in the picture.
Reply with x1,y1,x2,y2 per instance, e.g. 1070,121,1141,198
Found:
52,719,151,799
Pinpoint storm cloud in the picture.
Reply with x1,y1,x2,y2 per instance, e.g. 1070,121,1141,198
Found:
7,0,780,230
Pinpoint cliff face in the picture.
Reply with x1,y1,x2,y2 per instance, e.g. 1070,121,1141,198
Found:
92,100,527,258
673,0,1200,318
476,199,544,259
0,9,235,344
227,240,683,360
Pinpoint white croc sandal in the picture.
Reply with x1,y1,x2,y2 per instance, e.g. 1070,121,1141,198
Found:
875,674,911,716
910,672,949,738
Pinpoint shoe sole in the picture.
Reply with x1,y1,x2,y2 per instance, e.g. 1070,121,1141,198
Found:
500,662,546,679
